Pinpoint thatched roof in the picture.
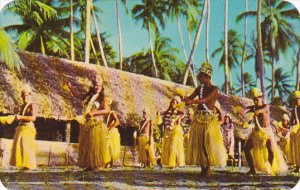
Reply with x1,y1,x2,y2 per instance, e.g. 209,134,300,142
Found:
0,51,287,128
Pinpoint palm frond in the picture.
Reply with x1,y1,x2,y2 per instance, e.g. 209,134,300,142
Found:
0,28,23,71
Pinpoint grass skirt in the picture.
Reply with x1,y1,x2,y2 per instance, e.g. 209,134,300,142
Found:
186,114,227,167
78,118,110,168
278,137,292,164
249,127,287,175
290,124,300,166
10,122,37,170
161,125,185,167
107,128,121,161
137,135,156,166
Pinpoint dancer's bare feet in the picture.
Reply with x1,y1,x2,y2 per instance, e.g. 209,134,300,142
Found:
82,167,92,171
200,166,211,177
92,167,101,172
293,166,299,173
246,169,256,175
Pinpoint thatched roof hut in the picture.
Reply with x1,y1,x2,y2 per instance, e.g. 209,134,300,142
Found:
0,51,287,129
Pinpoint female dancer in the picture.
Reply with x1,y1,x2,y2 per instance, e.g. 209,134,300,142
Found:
159,96,185,168
220,114,235,159
68,78,110,171
10,86,37,170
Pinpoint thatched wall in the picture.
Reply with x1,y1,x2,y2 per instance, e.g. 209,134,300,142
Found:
0,51,287,126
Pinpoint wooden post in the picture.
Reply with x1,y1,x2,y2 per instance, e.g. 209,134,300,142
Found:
238,139,242,167
65,122,71,143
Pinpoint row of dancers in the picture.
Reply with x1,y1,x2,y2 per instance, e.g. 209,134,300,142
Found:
1,62,299,177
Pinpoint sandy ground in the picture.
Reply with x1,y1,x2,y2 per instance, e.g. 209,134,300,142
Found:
0,166,299,190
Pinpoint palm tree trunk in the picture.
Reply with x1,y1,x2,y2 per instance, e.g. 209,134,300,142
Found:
40,36,46,55
148,22,158,78
84,0,92,64
92,8,108,67
270,34,276,100
297,45,300,90
70,0,75,61
240,0,247,97
256,0,266,101
0,28,22,71
116,0,123,70
182,0,207,85
271,55,275,99
224,0,229,94
176,17,197,87
205,0,210,63
188,31,197,85
90,37,100,65
230,70,233,94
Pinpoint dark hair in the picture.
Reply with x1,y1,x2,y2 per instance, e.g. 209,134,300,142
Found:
168,99,178,110
224,115,232,124
85,86,105,105
98,87,105,103
92,79,97,86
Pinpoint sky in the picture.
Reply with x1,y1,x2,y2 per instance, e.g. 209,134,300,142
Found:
0,0,299,98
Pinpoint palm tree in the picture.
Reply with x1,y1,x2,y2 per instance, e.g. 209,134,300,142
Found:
70,0,104,64
5,0,72,57
70,0,75,61
221,82,235,95
297,45,300,90
240,0,248,97
224,0,229,94
122,34,182,83
116,0,127,70
0,28,22,71
291,43,300,91
212,29,242,93
132,0,166,78
91,7,108,67
182,0,207,85
266,68,293,100
246,34,272,80
235,72,256,97
84,0,92,64
166,0,198,86
89,32,116,66
185,2,201,85
205,0,210,63
154,34,180,80
256,0,266,101
237,0,299,100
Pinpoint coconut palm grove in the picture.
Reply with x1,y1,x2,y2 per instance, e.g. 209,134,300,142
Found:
0,0,300,189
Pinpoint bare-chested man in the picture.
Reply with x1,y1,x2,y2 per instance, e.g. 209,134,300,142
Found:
241,88,287,175
137,109,156,167
185,62,227,176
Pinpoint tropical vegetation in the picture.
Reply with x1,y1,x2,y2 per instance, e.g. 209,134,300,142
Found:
1,0,300,107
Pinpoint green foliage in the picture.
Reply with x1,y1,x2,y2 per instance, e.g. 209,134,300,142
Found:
120,33,192,84
235,72,256,98
0,28,23,71
89,33,117,66
266,68,294,101
5,0,69,56
132,0,166,32
212,29,243,71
